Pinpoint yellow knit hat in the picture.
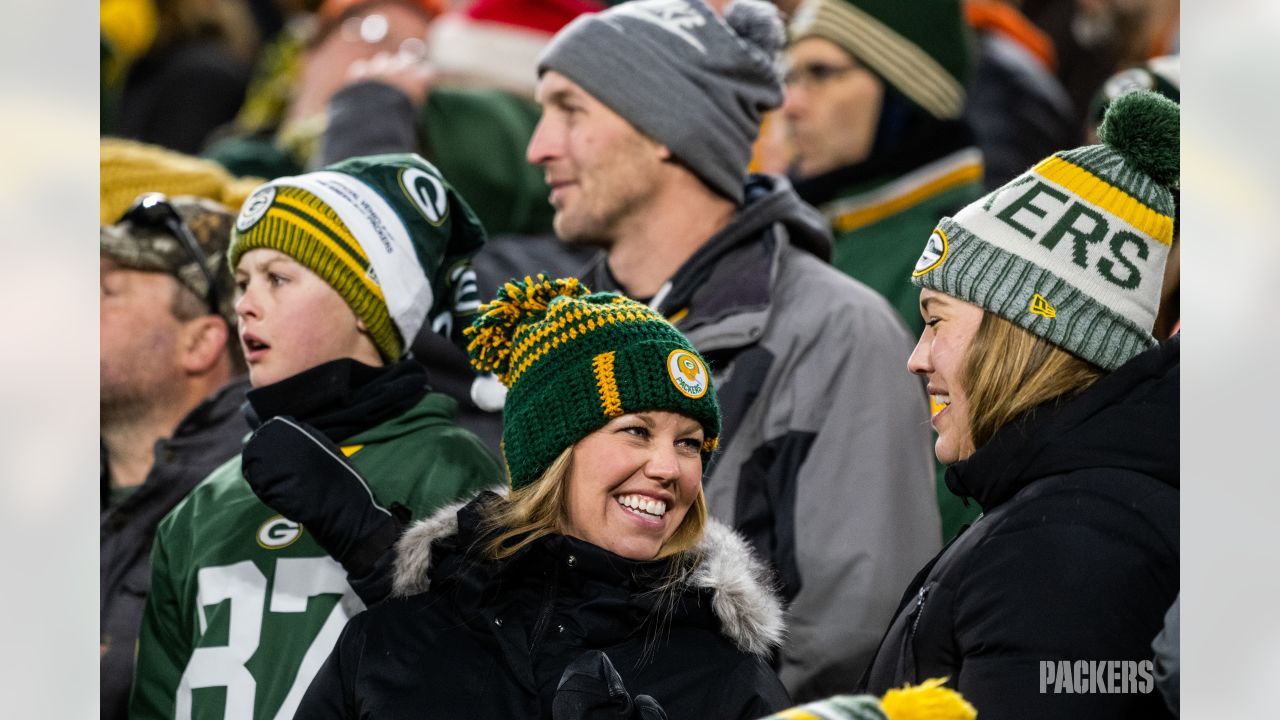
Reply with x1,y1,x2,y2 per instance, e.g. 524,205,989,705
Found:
101,138,263,224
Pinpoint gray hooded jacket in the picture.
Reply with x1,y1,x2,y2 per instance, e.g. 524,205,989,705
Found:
584,175,941,700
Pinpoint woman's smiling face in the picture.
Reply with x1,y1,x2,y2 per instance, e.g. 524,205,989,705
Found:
561,410,705,560
907,289,985,464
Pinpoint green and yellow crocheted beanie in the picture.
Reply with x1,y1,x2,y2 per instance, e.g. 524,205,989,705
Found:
227,153,487,361
466,275,722,491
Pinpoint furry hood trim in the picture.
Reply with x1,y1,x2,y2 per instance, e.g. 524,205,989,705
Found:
390,495,786,657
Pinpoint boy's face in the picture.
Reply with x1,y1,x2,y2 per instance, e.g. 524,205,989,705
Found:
233,248,382,387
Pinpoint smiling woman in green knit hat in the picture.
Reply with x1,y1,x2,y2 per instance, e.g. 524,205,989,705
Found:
289,274,795,719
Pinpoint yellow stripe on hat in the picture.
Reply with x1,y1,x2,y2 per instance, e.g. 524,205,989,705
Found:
798,0,966,119
1033,156,1174,245
265,201,386,302
834,160,982,234
592,351,623,418
274,193,371,263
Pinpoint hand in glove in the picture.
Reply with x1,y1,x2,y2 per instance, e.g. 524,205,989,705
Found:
241,416,404,604
552,650,668,720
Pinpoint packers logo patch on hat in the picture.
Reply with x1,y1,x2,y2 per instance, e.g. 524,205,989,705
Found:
667,349,708,399
912,228,949,277
399,167,449,226
236,185,275,232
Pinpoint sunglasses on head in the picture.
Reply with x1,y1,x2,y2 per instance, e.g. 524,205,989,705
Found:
122,193,222,316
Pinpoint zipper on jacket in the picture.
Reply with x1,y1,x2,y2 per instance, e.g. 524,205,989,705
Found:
909,583,932,640
528,564,561,653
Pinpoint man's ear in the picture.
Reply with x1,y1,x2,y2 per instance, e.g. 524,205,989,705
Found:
180,317,231,374
356,317,369,333
657,143,673,161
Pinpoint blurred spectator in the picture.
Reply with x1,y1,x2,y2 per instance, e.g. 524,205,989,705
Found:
427,0,605,95
527,0,938,702
1086,55,1179,339
204,0,571,241
111,0,262,154
963,0,1077,189
100,138,262,224
100,195,247,720
1022,0,1178,128
129,155,501,720
1153,595,1180,716
782,0,985,542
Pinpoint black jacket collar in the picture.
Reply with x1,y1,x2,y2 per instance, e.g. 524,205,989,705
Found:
244,358,429,442
947,335,1180,512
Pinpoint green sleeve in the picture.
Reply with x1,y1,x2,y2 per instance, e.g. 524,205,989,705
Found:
401,428,503,517
129,515,189,720
420,88,554,237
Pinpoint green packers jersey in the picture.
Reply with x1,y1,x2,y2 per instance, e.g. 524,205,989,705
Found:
130,393,501,720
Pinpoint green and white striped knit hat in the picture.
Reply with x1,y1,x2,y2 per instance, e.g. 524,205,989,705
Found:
228,153,487,361
910,90,1179,370
466,275,721,491
788,0,973,120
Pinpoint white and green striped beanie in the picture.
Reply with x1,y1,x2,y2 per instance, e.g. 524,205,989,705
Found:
910,90,1179,371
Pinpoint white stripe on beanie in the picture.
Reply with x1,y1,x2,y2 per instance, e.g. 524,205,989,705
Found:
280,171,433,345
951,173,1165,333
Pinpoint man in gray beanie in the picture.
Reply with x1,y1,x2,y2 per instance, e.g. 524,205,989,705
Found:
529,0,941,702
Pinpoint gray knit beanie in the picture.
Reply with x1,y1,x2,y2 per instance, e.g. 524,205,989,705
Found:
910,90,1179,371
537,0,785,203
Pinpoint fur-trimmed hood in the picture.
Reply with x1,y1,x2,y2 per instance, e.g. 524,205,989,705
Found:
390,493,786,658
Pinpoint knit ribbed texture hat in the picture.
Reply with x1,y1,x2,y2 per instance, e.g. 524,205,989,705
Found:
100,195,239,327
228,153,487,361
466,275,721,490
788,0,973,120
100,138,263,224
537,0,785,203
910,90,1179,371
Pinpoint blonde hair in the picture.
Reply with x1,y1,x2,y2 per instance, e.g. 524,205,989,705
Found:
962,312,1106,450
483,446,708,561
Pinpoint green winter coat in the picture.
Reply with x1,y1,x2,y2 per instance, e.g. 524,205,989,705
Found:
820,147,985,338
129,392,501,720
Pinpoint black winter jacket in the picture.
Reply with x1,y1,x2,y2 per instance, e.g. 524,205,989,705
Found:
863,337,1179,719
296,493,791,718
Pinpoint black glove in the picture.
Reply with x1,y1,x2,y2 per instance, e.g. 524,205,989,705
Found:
553,650,668,720
241,416,404,605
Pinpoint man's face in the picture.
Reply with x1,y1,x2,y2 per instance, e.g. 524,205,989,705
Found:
526,71,668,246
782,37,884,178
100,257,188,414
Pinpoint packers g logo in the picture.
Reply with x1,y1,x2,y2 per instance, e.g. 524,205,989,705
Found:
236,185,276,232
256,515,303,550
912,228,949,277
399,167,449,226
667,349,708,399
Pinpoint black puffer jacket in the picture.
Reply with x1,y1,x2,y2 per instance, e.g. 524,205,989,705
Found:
863,337,1179,718
296,493,791,718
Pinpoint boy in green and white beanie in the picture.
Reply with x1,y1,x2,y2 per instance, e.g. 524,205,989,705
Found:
228,152,487,361
910,89,1179,370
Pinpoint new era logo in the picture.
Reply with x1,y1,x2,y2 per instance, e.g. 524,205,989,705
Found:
1030,293,1056,319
